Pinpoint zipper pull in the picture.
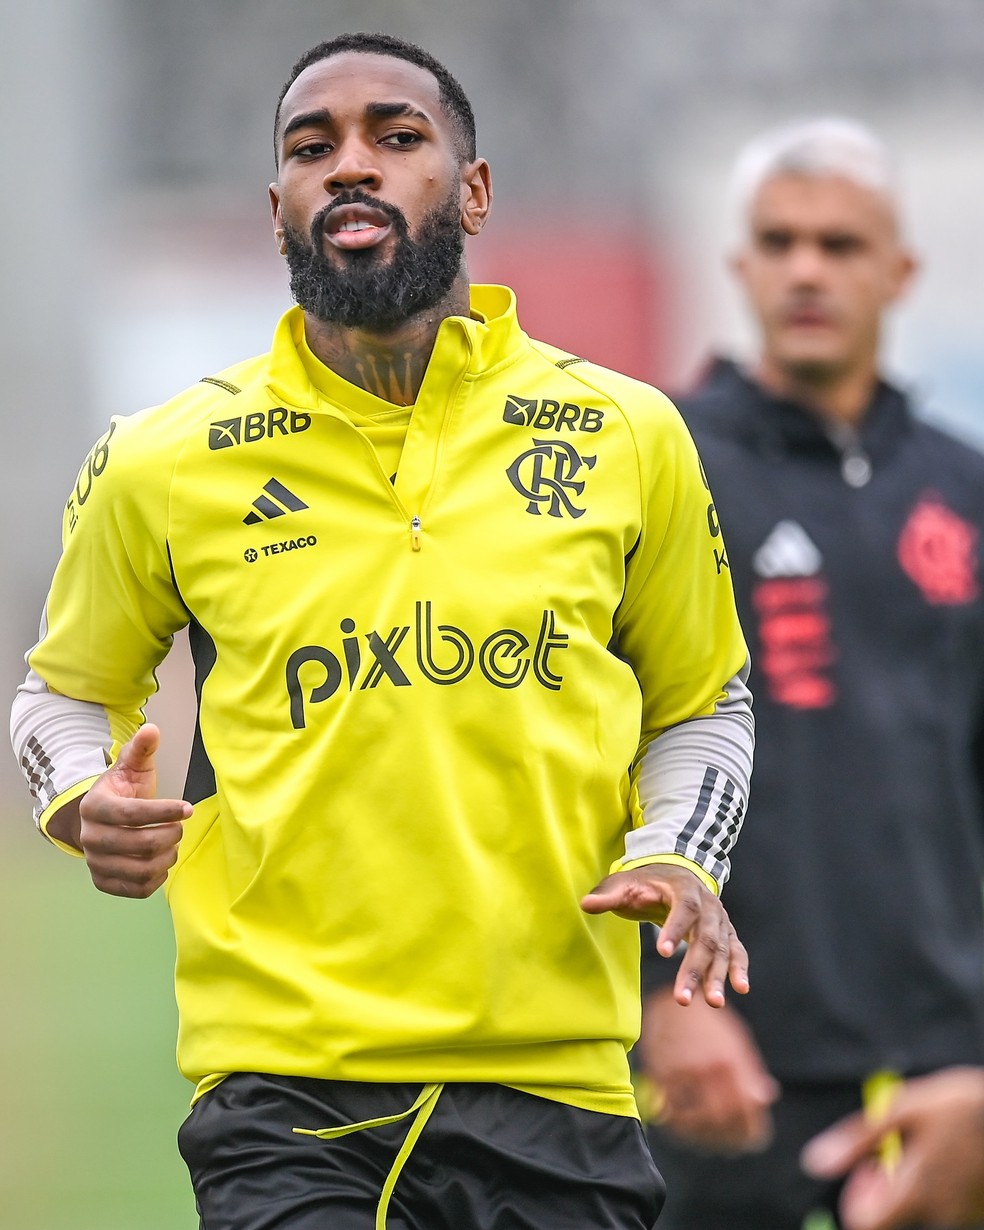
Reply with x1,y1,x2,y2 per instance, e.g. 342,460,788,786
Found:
410,515,422,551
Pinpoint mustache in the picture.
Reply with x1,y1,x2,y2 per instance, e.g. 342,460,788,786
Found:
310,191,409,247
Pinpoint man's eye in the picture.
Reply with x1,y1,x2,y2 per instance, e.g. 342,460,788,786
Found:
383,131,422,148
758,231,793,254
294,141,331,158
822,235,863,256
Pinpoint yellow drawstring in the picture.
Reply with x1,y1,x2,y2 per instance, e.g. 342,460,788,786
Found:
293,1082,444,1230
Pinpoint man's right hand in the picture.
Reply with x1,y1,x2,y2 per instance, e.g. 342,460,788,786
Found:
638,985,779,1154
77,723,190,898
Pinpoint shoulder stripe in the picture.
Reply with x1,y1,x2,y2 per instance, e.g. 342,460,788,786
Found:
554,356,586,370
199,376,241,396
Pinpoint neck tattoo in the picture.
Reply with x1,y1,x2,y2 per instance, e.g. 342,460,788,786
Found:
355,351,420,405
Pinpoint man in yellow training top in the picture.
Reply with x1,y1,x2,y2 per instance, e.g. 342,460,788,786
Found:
10,32,753,1230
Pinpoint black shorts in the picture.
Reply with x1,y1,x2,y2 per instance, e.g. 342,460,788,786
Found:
178,1073,664,1230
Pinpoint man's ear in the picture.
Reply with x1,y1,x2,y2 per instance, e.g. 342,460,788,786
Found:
269,184,287,254
461,159,492,237
888,245,918,305
729,248,749,289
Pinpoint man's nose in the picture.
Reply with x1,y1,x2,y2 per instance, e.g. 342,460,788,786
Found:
324,139,382,193
786,240,826,284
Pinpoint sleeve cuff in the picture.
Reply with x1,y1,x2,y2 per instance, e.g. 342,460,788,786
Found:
610,853,721,895
37,776,101,857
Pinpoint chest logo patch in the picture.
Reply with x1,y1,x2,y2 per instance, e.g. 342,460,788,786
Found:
209,408,312,450
752,520,822,578
751,521,835,710
506,439,596,519
897,495,979,605
503,394,604,433
243,477,309,525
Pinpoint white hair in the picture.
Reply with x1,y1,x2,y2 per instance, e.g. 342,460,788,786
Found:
730,116,904,234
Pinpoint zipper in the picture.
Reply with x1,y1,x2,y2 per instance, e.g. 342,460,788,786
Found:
826,422,872,488
410,515,422,551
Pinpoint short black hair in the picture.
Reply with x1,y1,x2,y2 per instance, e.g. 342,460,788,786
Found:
274,32,476,164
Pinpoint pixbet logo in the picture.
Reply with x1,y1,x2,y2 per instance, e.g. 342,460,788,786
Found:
285,601,568,728
209,408,311,450
502,394,604,433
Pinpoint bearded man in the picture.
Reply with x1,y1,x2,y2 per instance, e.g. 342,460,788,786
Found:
11,32,753,1230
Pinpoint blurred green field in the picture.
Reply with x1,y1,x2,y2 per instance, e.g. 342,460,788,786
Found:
0,818,198,1230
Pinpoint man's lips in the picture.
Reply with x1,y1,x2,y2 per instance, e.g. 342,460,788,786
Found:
782,301,835,328
322,204,394,251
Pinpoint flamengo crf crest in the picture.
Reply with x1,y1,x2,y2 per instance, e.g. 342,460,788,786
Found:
506,439,596,518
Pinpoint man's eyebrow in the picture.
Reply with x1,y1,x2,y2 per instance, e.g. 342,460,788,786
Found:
364,100,432,124
281,108,333,143
280,101,433,146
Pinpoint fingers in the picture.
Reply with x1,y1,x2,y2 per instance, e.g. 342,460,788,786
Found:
800,1114,915,1230
667,903,749,1007
581,866,692,926
661,1072,777,1153
87,722,170,805
836,1161,901,1230
582,865,749,1004
802,1073,984,1230
669,1100,775,1154
801,1112,881,1180
580,875,669,923
80,803,187,897
77,723,190,898
83,825,184,898
119,721,162,768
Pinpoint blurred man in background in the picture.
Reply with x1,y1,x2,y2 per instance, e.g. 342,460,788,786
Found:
10,30,753,1230
637,116,984,1229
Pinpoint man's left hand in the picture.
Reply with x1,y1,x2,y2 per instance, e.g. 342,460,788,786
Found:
581,864,749,1007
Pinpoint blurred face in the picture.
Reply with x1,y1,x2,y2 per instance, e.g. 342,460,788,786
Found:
732,173,914,387
269,51,490,329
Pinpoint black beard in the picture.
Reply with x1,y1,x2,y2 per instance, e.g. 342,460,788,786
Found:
282,189,464,330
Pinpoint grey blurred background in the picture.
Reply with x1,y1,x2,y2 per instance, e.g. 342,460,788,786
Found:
2,2,983,1226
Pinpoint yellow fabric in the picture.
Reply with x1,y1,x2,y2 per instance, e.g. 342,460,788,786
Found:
192,1071,640,1118
30,286,748,1117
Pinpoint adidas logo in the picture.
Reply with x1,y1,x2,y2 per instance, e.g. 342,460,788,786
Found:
243,478,309,525
752,520,823,578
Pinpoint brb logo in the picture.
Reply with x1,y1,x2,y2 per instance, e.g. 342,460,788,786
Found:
285,601,568,728
502,394,604,433
209,408,311,450
506,439,596,518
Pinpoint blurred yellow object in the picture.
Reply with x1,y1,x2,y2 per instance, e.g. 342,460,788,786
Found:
632,1070,666,1123
862,1069,903,1173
